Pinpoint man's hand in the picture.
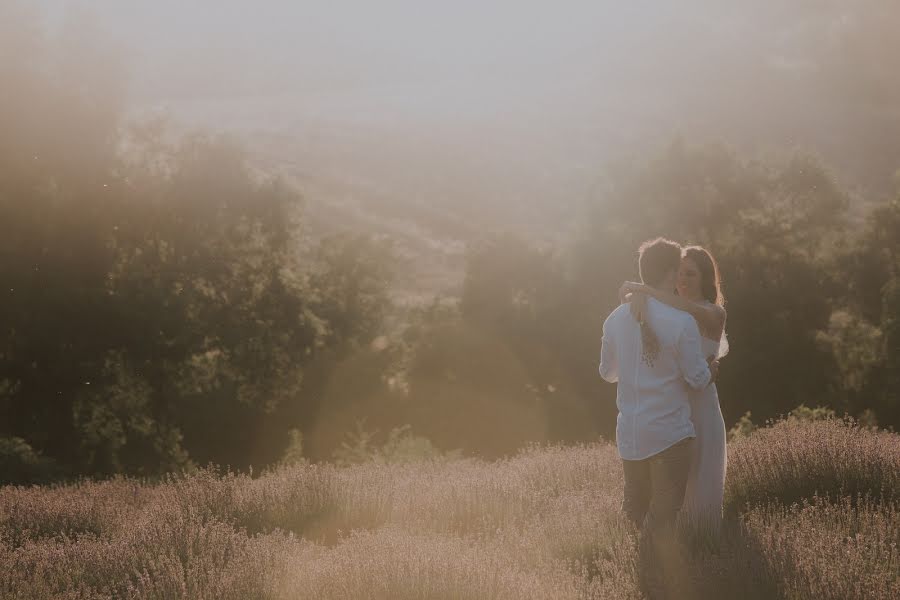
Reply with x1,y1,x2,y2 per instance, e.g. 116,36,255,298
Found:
707,355,720,385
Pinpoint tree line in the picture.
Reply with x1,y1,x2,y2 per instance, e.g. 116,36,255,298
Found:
2,4,899,483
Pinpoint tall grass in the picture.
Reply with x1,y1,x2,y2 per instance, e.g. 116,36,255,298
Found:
742,496,899,600
1,419,897,599
726,418,900,512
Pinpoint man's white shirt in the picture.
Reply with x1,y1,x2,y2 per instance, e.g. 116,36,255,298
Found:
599,297,712,460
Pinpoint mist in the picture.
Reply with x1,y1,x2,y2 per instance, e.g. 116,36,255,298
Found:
5,0,900,473
4,6,900,595
32,1,900,255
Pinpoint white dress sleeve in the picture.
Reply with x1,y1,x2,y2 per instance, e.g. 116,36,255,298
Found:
718,330,729,359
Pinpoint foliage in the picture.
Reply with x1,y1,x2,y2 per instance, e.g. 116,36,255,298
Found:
0,437,59,486
0,8,393,477
726,411,757,441
332,421,458,466
456,234,609,448
278,429,308,467
3,2,900,474
456,139,900,449
786,404,838,423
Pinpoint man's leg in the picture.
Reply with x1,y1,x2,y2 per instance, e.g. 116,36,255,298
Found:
642,437,696,599
622,457,651,529
647,437,694,531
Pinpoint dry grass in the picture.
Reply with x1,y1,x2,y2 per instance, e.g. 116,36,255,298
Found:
1,419,897,599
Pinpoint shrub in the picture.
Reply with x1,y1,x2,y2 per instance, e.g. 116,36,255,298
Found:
278,428,309,467
333,422,458,466
0,477,143,548
726,418,900,512
0,437,60,486
741,495,900,600
726,411,757,440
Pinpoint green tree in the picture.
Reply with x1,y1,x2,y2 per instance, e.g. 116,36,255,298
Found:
573,141,849,428
0,7,396,476
841,197,900,426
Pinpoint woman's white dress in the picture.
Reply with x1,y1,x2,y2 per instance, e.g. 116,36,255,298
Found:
682,328,728,526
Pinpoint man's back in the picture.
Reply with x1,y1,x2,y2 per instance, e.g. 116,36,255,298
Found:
599,297,711,460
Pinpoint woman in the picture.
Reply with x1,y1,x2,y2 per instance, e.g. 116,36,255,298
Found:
620,246,728,530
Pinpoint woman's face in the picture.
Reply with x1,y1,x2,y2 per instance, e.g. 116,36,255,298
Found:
677,257,702,299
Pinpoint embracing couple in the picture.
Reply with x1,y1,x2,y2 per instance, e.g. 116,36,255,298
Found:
599,237,728,535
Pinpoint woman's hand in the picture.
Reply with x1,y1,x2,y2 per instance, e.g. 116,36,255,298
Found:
629,291,649,324
624,281,648,295
618,281,645,303
707,356,720,385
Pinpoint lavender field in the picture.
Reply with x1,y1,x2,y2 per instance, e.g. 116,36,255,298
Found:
1,419,897,600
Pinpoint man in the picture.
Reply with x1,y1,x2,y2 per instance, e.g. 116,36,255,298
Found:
599,237,718,532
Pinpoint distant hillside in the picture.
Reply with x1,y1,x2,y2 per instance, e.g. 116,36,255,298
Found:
136,84,647,301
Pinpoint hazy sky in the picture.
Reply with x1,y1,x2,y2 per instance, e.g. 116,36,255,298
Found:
35,1,691,100
26,1,898,234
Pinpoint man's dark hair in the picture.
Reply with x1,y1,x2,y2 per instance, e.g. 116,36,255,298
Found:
638,237,682,287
